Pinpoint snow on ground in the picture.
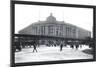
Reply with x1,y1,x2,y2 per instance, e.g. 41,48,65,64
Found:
15,45,93,63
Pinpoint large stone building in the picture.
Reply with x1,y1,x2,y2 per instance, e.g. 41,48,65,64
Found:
19,13,91,39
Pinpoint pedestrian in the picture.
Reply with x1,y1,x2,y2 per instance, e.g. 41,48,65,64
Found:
75,44,79,50
33,41,37,52
79,45,82,48
15,41,21,52
70,45,74,49
60,41,63,51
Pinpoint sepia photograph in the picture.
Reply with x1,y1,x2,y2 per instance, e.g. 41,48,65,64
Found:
11,1,96,66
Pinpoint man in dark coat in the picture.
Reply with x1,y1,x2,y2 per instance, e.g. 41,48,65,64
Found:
60,41,63,51
33,41,37,52
75,43,79,50
60,44,63,51
70,44,74,49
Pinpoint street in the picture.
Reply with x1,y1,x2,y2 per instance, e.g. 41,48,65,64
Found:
15,45,93,63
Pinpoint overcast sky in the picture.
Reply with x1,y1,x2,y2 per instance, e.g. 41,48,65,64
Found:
15,4,93,35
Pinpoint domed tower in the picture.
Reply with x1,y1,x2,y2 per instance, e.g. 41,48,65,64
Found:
46,13,56,23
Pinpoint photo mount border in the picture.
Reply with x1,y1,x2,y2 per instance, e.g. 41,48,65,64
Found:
11,1,96,67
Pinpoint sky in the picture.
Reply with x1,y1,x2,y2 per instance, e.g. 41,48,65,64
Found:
15,4,93,35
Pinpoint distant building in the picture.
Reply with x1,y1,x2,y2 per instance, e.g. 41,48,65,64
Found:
19,13,91,39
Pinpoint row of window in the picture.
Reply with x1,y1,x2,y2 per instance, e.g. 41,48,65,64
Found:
33,26,76,37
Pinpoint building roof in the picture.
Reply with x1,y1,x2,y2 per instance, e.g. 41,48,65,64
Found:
19,13,91,33
32,13,75,26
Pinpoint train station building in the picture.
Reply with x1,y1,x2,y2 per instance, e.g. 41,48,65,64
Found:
19,13,91,39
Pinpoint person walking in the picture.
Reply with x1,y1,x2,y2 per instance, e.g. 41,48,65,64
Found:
33,41,37,52
70,44,74,49
75,44,79,50
60,41,63,51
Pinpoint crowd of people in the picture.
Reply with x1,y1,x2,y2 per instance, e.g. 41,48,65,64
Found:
14,39,93,52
